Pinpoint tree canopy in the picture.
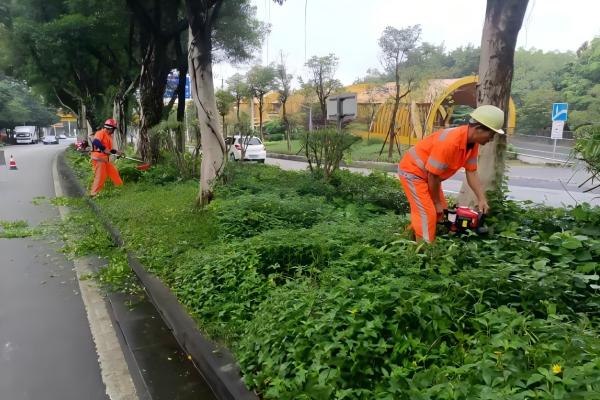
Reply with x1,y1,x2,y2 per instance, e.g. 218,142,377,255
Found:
0,74,58,128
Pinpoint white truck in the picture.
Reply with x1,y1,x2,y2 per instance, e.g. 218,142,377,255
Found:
14,126,40,144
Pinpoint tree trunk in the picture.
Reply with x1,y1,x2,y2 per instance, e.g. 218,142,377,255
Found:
283,100,291,152
387,68,401,160
138,38,170,161
258,96,264,141
457,0,528,207
387,99,399,160
79,103,90,142
188,29,225,207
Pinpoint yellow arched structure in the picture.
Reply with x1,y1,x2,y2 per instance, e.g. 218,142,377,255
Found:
368,76,517,145
424,76,516,135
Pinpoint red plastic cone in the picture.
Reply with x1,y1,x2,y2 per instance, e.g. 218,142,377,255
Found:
9,155,17,170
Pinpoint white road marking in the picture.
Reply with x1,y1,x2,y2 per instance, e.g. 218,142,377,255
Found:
52,154,138,400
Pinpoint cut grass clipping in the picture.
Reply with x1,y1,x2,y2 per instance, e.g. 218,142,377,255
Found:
0,219,38,238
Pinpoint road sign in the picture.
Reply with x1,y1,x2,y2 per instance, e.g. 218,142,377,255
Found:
164,72,191,100
326,93,357,121
551,120,565,139
552,103,568,122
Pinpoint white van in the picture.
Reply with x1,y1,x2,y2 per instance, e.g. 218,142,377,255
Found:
14,126,40,144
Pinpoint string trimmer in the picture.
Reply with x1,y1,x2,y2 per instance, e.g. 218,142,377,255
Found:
118,154,152,171
81,150,151,171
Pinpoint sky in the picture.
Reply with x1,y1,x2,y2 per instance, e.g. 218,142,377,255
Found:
213,0,600,88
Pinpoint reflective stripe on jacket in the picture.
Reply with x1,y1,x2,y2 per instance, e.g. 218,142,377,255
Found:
398,125,478,181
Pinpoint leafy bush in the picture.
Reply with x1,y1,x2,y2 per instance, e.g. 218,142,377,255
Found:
302,128,361,179
267,133,284,141
264,118,286,136
574,125,600,190
65,148,600,399
208,193,335,239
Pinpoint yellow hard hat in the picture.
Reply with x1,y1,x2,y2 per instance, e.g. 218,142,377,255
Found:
470,105,505,134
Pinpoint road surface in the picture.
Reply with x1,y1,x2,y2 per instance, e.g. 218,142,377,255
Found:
265,157,600,207
0,141,110,400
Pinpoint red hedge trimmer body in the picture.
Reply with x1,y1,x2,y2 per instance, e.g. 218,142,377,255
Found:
443,206,488,235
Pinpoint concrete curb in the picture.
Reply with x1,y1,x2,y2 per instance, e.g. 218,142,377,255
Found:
267,151,398,172
58,151,258,400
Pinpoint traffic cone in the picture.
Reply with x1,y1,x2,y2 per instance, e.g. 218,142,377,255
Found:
9,155,17,170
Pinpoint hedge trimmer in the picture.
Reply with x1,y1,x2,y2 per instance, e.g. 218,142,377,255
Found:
442,206,548,245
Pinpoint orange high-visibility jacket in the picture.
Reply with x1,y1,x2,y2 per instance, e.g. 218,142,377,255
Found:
91,128,114,161
399,125,478,179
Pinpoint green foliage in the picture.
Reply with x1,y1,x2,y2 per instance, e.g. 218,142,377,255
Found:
556,38,600,129
0,219,37,238
216,89,235,118
1,0,134,126
58,198,115,257
0,74,58,128
264,118,286,136
574,125,600,181
94,250,141,295
511,49,574,133
247,65,277,99
302,129,361,179
66,141,600,399
300,54,343,121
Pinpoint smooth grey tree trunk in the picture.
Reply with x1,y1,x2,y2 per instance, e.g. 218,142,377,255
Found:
458,0,529,206
188,29,225,207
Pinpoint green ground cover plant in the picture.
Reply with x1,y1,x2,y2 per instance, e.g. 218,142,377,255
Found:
64,148,600,399
0,219,39,238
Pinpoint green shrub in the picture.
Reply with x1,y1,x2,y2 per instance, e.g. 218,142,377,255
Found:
302,128,361,179
264,118,286,136
64,146,600,399
208,193,334,239
575,125,600,180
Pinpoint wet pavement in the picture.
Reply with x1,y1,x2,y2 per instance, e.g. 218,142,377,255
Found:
105,290,217,400
55,147,217,400
0,143,107,400
1,143,218,399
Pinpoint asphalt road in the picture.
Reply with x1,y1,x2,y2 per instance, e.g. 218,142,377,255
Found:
265,157,600,207
0,141,109,400
509,135,574,163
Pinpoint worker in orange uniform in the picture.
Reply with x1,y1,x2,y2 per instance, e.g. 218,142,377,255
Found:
89,118,123,197
397,105,505,242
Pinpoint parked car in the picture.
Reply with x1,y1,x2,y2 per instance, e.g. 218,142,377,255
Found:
58,134,67,139
42,135,59,145
227,135,266,163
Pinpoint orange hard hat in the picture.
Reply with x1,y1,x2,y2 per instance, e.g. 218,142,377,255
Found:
104,118,118,129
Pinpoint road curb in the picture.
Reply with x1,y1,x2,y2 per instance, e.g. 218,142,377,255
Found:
57,151,258,400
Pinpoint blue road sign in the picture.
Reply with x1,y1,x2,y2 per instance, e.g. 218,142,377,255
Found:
164,72,191,100
552,103,568,121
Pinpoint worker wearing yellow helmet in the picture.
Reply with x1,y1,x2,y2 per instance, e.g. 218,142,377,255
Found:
397,105,505,242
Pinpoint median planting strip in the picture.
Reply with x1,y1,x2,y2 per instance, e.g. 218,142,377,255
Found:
60,147,600,399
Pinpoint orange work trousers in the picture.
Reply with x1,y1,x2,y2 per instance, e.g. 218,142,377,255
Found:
90,159,123,196
398,170,447,243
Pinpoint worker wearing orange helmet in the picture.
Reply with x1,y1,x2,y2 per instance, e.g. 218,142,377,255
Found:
397,105,505,242
89,118,123,197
